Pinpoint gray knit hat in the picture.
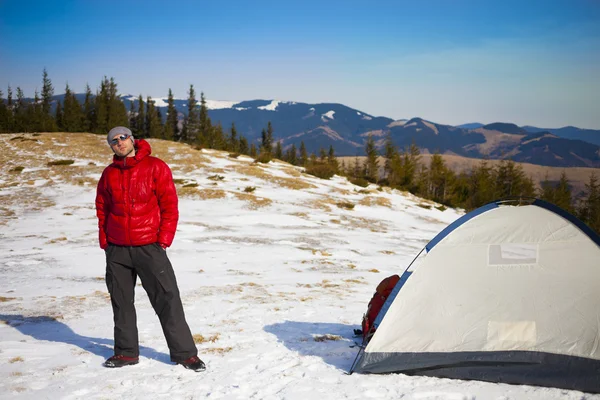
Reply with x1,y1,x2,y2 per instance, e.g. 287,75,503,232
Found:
107,126,134,144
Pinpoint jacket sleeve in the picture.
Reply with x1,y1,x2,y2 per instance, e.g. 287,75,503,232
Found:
155,160,179,247
95,170,111,250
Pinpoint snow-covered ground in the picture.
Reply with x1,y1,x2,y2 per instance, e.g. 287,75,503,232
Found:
0,133,597,399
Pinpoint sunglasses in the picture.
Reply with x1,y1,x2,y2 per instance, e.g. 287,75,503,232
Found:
110,134,131,145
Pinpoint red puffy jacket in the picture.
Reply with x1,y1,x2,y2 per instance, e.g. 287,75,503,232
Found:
95,139,178,249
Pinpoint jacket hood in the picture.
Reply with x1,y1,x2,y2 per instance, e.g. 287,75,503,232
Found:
111,139,152,169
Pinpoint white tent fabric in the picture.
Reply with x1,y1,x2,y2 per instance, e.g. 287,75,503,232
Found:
354,202,600,393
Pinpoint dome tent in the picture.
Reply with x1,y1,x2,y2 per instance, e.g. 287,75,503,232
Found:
351,198,600,393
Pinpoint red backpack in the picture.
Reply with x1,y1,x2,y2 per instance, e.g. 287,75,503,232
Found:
361,274,400,342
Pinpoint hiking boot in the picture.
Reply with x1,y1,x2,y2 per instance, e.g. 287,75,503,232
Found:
103,354,139,368
178,356,206,372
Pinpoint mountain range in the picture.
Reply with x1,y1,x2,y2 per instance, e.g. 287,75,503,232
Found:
23,94,600,168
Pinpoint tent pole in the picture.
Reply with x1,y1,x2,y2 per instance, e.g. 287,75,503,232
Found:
348,345,364,375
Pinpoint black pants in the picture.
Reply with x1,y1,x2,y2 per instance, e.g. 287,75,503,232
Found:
105,243,197,362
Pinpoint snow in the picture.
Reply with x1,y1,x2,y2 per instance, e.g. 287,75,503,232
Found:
151,98,169,108
388,120,408,128
423,120,439,135
322,110,335,120
121,96,237,110
0,133,597,399
204,100,238,110
258,100,280,111
357,111,372,120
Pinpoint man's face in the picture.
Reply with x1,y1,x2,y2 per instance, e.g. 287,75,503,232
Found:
110,135,135,157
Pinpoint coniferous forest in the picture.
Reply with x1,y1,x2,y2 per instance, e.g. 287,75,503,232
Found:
1,70,599,235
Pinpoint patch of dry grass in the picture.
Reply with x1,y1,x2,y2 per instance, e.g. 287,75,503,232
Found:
232,192,272,209
202,346,233,355
0,296,17,302
358,196,392,208
336,201,355,210
193,333,221,344
344,278,367,284
46,236,67,244
233,164,315,190
9,356,24,363
311,249,331,256
178,187,227,200
313,334,342,342
306,198,335,212
340,216,388,232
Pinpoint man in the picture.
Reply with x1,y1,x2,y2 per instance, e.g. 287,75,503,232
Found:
95,126,205,372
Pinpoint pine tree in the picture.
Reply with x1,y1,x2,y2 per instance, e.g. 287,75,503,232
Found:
249,143,257,158
182,84,199,143
0,89,8,132
83,84,94,132
166,88,178,141
554,171,573,212
467,159,494,209
260,128,267,152
540,172,555,203
136,95,146,138
26,90,45,132
62,83,84,132
7,86,13,108
275,141,283,159
40,68,57,131
387,151,403,188
94,79,109,134
424,152,451,203
146,97,162,138
198,92,211,146
211,123,226,150
228,122,239,152
299,141,308,166
128,101,136,132
352,154,362,178
3,86,14,132
55,99,63,132
266,122,274,153
106,77,128,130
239,135,249,155
383,132,397,183
327,145,338,171
578,172,600,233
319,147,327,162
492,159,535,198
449,171,470,208
364,134,379,182
287,144,298,165
14,87,26,131
41,68,53,115
401,142,421,191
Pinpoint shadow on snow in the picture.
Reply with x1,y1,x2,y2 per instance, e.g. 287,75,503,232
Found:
264,320,361,371
0,314,171,365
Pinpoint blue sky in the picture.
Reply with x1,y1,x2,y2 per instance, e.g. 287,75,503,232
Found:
1,0,599,128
